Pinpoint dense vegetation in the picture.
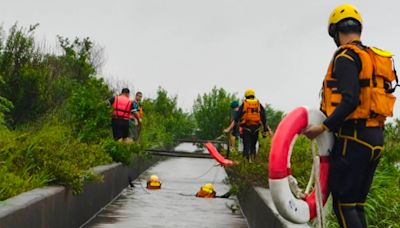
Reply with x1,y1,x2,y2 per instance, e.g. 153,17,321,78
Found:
0,24,193,201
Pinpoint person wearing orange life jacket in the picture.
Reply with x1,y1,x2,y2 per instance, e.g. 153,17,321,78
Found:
146,174,161,190
108,88,134,140
195,183,216,198
303,4,397,227
234,89,268,163
131,91,144,141
195,183,232,198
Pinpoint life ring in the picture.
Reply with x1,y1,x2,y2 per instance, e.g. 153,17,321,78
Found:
268,107,333,223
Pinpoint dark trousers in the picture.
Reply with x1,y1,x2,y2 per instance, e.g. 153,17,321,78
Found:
111,118,130,140
241,126,259,160
131,124,142,141
329,126,383,228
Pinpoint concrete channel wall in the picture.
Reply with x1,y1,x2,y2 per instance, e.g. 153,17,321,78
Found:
0,156,160,228
238,186,310,228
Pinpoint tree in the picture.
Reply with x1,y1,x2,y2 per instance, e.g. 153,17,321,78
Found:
141,88,195,147
264,103,284,131
0,23,45,125
193,87,237,140
0,75,13,126
57,36,96,83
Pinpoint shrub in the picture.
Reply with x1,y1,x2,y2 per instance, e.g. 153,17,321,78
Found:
0,123,112,200
63,77,112,143
101,139,143,165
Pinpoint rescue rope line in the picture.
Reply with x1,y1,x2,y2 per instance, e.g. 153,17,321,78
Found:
212,165,221,184
133,181,151,194
305,159,315,195
190,164,220,179
312,141,325,228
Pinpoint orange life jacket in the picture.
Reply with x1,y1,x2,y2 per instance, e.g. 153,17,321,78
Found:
241,99,261,126
138,106,144,118
195,189,216,198
112,95,132,120
320,43,397,127
133,100,144,118
146,180,161,189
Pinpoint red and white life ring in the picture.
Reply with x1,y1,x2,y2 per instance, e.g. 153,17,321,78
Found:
268,107,333,224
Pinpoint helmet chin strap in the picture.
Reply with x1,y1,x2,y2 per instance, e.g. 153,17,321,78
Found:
333,32,341,47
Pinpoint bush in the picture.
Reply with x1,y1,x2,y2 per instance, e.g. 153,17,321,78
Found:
0,123,112,200
101,139,143,165
226,134,313,193
63,77,112,143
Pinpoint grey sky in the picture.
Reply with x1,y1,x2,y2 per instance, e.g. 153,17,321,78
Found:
2,0,400,118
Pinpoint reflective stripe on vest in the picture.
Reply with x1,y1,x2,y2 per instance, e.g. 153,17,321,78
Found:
112,96,132,120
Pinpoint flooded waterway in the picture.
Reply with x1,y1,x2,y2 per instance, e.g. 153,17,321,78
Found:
84,143,248,228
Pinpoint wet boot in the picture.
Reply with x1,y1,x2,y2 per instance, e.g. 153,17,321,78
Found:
356,204,367,228
334,203,365,228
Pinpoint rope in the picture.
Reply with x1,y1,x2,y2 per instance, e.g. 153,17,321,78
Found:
305,158,315,195
190,163,220,179
212,165,221,184
311,141,325,228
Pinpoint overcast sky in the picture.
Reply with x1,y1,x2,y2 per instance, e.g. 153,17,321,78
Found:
2,0,400,118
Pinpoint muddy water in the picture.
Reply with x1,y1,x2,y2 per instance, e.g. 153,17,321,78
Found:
84,156,248,228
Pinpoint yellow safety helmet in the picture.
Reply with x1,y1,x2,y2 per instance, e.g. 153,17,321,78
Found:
201,183,214,193
149,175,159,182
328,4,362,38
244,89,255,98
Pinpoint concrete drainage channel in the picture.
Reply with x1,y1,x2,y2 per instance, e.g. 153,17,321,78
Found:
0,151,310,228
0,156,160,228
237,186,310,228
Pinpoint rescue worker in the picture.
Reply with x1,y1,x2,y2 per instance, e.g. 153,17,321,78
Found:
195,183,232,198
195,183,216,198
108,88,134,141
146,174,161,190
131,91,144,141
224,101,241,153
234,89,268,163
303,4,397,227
